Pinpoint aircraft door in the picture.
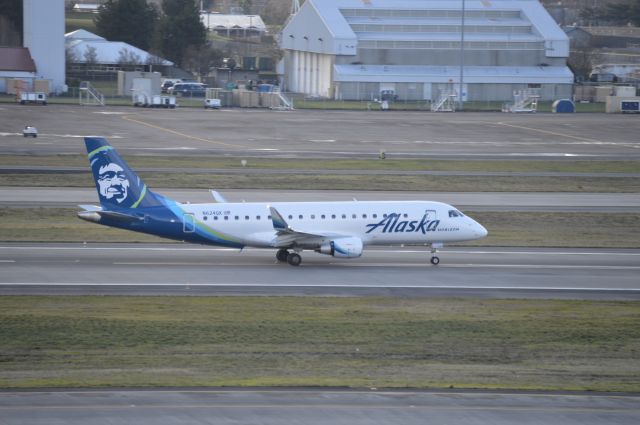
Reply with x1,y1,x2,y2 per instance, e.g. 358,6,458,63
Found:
424,209,437,220
183,213,195,233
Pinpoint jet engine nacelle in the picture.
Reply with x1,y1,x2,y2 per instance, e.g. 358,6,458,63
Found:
317,236,363,258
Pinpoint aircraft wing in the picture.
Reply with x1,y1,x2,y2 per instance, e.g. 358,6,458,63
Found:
268,206,351,247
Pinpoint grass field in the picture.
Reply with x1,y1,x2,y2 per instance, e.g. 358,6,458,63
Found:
1,208,638,248
1,296,638,391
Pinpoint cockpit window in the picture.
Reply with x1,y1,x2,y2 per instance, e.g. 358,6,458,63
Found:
448,210,465,218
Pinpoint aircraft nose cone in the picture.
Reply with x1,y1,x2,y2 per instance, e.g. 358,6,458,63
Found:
476,223,488,238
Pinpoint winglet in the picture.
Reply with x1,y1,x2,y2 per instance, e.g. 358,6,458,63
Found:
210,190,227,203
269,206,289,231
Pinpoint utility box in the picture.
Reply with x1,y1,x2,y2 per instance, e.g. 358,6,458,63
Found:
151,95,176,108
18,92,47,105
621,100,640,113
118,71,162,96
204,98,221,109
615,86,637,97
606,96,640,113
595,86,614,103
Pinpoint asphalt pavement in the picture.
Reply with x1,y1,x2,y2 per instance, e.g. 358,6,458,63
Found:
1,389,638,425
1,244,638,299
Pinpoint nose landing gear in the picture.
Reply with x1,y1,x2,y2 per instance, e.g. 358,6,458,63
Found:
430,243,442,266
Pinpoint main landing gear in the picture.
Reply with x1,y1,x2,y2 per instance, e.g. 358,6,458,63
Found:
276,249,302,266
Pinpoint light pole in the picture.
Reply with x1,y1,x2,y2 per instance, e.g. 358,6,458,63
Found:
459,0,465,111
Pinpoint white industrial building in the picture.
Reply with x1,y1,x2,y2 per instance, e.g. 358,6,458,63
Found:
200,13,267,38
65,30,173,70
280,0,574,101
23,0,66,93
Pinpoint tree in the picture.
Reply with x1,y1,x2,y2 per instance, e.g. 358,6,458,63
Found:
240,0,252,14
0,0,22,42
83,45,98,73
94,0,158,51
568,46,601,81
262,0,290,26
157,0,207,68
83,45,98,66
182,44,224,78
579,0,640,26
117,48,143,68
65,45,79,68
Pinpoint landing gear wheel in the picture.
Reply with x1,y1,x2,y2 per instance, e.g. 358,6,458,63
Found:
286,253,302,266
430,256,440,265
276,249,289,262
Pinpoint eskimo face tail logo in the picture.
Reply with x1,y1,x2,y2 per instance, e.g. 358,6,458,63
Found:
97,162,130,203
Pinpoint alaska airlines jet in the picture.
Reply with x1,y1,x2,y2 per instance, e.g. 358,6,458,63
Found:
78,137,487,266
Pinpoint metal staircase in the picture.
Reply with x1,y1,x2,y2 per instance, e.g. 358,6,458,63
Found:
431,91,457,112
79,81,105,106
503,89,540,113
277,92,294,110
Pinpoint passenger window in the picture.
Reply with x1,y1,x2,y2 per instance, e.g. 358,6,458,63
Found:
403,213,408,218
342,214,346,219
268,215,272,220
362,214,367,219
214,216,218,221
203,216,208,221
299,214,303,219
245,216,250,220
235,216,239,220
321,214,326,219
383,214,388,218
373,214,377,219
332,214,336,219
288,215,293,219
311,214,315,219
256,216,261,220
224,216,228,220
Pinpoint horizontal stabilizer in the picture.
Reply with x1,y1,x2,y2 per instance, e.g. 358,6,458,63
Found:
77,208,142,224
78,204,102,212
210,190,228,203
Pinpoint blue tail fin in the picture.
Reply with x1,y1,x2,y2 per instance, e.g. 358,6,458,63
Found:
85,137,163,209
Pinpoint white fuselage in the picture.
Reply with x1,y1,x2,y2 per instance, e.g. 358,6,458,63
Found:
180,200,487,249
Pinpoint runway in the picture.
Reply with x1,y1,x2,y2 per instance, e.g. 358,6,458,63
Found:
1,243,639,299
3,187,639,212
1,389,638,425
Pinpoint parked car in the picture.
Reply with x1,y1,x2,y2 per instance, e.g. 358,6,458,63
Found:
161,79,181,93
168,83,207,97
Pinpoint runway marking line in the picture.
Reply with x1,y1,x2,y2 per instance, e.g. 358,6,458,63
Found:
1,246,639,257
121,115,249,149
494,122,608,145
105,262,640,270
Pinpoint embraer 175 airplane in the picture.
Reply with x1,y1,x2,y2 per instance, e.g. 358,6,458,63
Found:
78,137,488,266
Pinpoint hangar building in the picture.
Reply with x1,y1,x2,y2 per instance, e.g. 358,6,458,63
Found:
280,0,573,102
